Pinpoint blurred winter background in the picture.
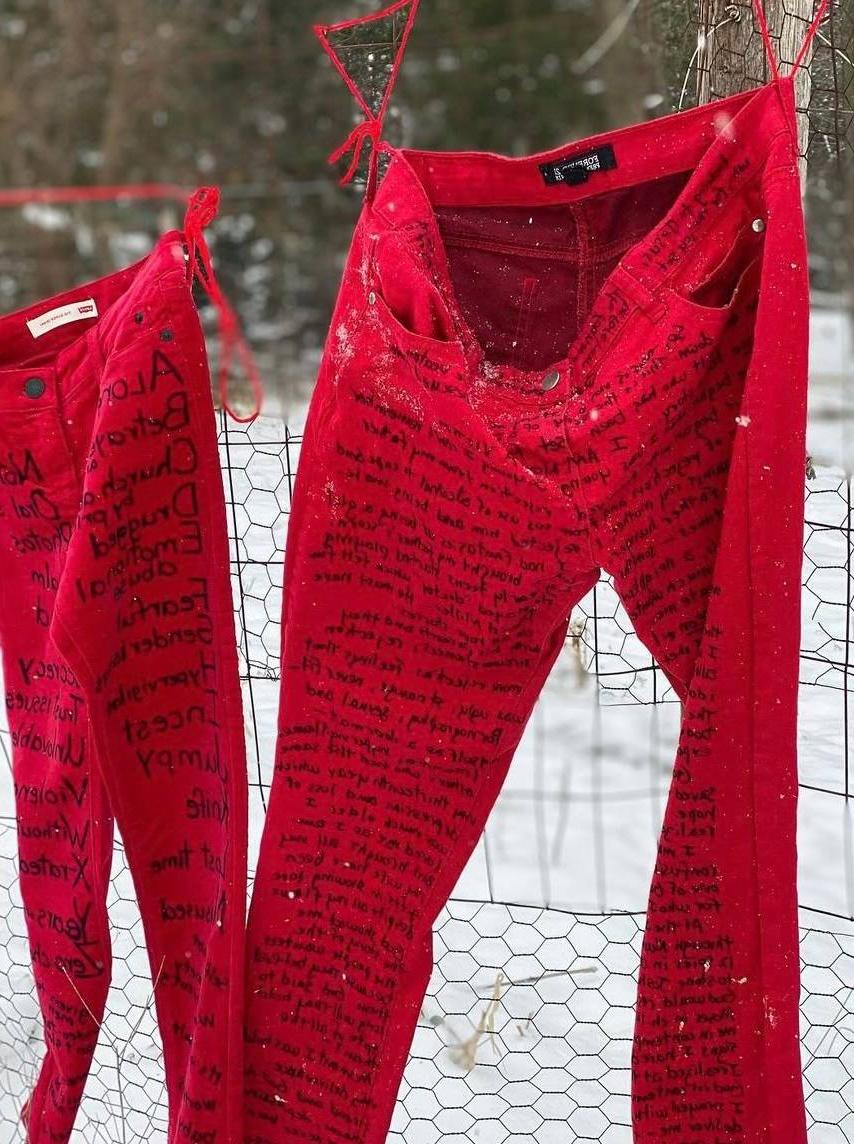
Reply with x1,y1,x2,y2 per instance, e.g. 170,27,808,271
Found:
0,0,852,1140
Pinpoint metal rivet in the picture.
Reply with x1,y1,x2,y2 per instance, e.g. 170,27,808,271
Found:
541,369,561,391
751,217,765,233
368,291,377,305
23,376,45,399
134,310,144,324
160,328,174,341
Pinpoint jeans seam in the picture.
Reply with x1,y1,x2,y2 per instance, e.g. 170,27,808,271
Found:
359,567,592,1142
743,424,772,1135
150,272,246,1144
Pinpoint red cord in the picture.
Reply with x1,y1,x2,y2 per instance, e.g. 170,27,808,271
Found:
327,119,382,187
792,0,831,74
751,0,781,80
183,186,263,425
0,183,191,207
313,0,421,193
752,0,832,78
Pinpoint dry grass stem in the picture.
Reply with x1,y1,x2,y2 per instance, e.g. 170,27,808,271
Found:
448,970,506,1070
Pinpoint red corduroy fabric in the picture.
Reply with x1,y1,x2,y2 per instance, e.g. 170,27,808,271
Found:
243,1,826,1139
1,207,249,1142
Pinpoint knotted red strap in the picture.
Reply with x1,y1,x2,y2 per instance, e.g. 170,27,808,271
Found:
792,0,831,74
314,0,421,196
752,0,831,78
183,186,263,424
327,119,383,187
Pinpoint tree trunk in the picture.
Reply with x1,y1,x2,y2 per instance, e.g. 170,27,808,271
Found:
695,0,816,184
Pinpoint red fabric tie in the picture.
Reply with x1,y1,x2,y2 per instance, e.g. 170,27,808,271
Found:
313,0,422,201
752,0,831,77
183,185,263,424
328,118,382,186
792,0,831,73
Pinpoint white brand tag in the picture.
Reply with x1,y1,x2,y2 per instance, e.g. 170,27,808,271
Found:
26,298,99,339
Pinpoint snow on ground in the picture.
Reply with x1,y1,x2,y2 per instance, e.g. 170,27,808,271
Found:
1,306,854,1140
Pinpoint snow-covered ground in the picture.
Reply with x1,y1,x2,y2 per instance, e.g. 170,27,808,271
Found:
1,305,853,1141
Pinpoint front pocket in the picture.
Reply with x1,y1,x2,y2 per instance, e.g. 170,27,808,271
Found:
664,222,766,315
368,281,465,358
370,230,463,351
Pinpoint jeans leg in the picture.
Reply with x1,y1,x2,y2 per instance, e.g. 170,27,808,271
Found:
47,277,249,1143
0,421,114,1144
244,338,599,1143
592,351,806,1141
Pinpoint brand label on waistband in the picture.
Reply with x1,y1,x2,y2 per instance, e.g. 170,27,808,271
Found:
26,298,99,339
539,144,617,186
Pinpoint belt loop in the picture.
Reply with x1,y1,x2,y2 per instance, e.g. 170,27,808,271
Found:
364,231,381,296
614,263,668,323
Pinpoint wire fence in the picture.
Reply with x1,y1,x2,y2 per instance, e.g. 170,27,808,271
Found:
1,0,854,1139
1,410,854,1140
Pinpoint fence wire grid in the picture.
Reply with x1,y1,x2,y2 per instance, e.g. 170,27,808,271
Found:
2,0,854,1140
1,410,853,1141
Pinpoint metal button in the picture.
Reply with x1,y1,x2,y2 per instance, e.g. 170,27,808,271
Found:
368,291,377,305
160,328,174,341
24,376,45,399
542,369,561,391
751,218,765,233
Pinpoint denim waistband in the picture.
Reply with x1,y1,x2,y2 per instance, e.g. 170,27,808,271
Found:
371,76,797,298
0,229,189,414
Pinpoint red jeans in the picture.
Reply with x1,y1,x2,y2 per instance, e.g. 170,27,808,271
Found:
245,76,809,1142
0,231,248,1143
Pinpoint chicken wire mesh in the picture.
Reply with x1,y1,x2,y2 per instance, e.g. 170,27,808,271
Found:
1,411,853,1141
1,0,853,1140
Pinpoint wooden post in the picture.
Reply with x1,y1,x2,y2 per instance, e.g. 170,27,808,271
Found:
695,0,817,184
